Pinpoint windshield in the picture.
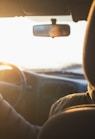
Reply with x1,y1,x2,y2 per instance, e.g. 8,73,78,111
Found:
0,16,87,71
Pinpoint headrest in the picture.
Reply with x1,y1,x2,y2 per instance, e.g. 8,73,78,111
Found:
83,0,95,87
37,104,95,139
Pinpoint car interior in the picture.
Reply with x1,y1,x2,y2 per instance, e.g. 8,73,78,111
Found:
0,0,94,132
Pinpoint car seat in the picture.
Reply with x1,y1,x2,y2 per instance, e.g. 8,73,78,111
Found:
37,104,95,139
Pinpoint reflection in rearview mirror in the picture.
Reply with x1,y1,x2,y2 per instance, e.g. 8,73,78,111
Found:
33,24,70,38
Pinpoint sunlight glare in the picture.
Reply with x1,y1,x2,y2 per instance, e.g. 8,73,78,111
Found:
0,17,87,69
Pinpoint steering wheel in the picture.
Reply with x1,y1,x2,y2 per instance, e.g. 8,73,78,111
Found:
0,61,27,105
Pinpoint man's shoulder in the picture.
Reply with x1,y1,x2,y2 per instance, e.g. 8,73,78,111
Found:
53,92,88,107
49,92,89,118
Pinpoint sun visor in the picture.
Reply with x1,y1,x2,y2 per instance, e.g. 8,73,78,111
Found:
21,0,70,16
70,0,93,22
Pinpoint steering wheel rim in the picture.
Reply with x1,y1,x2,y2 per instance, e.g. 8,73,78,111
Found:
0,61,27,105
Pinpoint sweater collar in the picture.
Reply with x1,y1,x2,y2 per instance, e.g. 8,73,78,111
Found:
88,84,95,103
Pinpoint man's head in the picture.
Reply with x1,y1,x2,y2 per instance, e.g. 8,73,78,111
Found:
83,1,95,88
82,1,95,102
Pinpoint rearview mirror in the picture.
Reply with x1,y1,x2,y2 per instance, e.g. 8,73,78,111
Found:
33,24,70,38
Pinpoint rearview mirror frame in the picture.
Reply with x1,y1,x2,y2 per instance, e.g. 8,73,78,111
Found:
33,24,70,38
